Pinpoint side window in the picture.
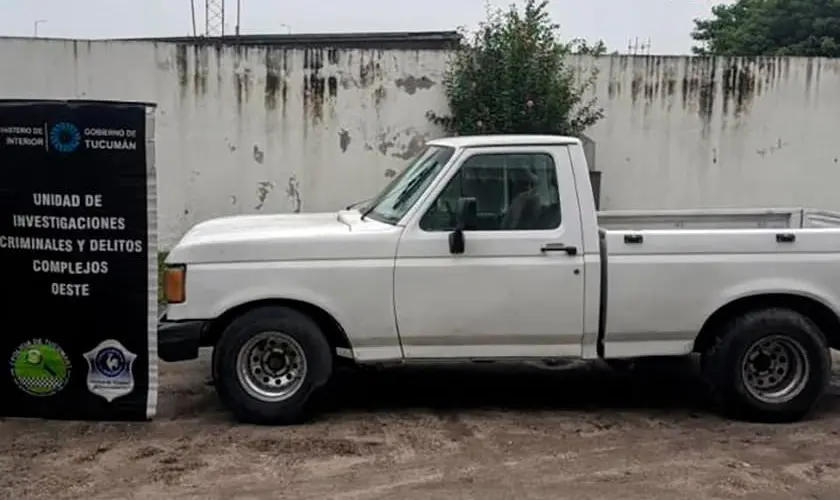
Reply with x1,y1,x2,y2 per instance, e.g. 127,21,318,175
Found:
420,152,561,231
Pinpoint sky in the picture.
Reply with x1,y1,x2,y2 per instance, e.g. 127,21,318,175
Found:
1,0,731,55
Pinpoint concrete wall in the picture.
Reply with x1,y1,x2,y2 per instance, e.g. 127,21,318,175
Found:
2,35,840,247
0,35,453,247
573,55,840,212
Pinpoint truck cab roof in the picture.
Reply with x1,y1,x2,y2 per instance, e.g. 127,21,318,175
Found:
427,134,582,149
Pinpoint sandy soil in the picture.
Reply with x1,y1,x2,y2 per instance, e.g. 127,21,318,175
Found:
2,351,840,500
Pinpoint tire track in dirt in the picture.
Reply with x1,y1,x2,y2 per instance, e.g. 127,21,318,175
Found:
2,355,840,499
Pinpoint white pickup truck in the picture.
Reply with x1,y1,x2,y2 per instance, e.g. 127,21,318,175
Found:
159,135,840,425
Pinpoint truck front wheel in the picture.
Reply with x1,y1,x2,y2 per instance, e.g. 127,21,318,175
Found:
702,308,831,423
213,306,333,425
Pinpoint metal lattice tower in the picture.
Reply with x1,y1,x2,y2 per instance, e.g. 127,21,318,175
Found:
204,0,226,36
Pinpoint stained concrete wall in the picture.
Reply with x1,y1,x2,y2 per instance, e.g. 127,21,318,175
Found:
0,35,453,247
573,55,840,212
2,35,840,247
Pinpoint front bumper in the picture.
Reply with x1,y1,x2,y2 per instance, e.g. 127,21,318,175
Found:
158,314,207,362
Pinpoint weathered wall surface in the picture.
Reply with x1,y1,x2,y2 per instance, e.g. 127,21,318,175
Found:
2,35,840,247
0,36,451,247
575,55,840,212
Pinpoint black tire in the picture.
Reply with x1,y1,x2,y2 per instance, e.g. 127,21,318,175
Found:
214,306,333,425
702,307,831,423
209,345,221,386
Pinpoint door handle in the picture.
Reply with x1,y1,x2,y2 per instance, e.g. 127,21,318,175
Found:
541,243,578,255
624,234,643,244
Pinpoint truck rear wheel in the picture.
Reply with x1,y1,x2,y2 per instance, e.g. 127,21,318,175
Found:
214,306,333,425
702,308,831,423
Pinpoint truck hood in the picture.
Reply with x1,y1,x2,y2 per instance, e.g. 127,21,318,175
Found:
166,211,400,264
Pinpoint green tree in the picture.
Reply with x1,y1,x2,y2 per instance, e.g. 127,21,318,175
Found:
569,38,609,55
428,0,605,137
692,0,840,57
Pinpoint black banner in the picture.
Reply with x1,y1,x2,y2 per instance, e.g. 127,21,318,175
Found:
0,100,157,421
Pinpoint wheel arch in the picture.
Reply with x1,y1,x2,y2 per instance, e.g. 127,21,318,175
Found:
204,298,353,355
694,293,840,354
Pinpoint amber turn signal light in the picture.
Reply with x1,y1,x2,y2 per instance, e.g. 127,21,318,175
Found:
163,265,186,304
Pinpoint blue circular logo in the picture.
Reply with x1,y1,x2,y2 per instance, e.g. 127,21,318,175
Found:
94,347,127,378
49,122,81,153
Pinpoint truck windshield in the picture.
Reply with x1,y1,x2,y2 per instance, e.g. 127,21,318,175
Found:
362,145,455,225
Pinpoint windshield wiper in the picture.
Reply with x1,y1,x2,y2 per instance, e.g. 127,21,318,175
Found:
359,197,379,221
392,163,437,209
361,163,436,221
346,198,370,210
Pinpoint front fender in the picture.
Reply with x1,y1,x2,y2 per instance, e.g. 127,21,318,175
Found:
209,285,348,330
167,260,402,362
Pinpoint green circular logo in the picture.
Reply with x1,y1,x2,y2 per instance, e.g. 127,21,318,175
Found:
9,339,71,397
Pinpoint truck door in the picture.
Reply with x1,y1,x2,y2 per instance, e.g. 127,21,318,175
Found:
393,145,586,359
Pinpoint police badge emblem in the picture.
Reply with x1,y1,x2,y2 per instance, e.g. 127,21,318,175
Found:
84,339,137,402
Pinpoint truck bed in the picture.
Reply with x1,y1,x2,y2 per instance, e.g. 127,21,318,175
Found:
597,216,840,359
597,208,840,230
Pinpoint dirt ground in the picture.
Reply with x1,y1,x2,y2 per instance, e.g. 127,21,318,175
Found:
2,351,840,500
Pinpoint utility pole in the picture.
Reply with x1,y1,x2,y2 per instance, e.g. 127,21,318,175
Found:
190,0,198,36
235,0,241,35
627,37,652,55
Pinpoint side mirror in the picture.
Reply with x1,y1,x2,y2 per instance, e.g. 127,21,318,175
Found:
449,197,477,254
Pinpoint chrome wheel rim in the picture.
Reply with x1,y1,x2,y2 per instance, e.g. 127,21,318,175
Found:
741,335,809,404
235,332,307,402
